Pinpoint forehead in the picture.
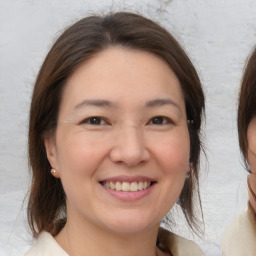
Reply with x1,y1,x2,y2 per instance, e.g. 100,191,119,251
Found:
60,47,185,111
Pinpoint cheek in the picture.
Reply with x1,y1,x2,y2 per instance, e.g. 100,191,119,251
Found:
151,131,190,173
54,134,107,207
248,136,256,156
248,149,256,173
55,132,107,178
152,133,189,214
248,119,256,173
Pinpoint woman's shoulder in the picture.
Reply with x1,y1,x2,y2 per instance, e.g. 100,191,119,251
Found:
24,232,69,256
222,206,256,256
25,228,205,256
158,227,205,256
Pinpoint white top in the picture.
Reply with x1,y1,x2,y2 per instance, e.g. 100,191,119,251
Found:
24,228,205,256
222,206,256,256
24,232,69,256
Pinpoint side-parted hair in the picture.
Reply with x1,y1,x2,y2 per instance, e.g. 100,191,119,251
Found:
238,47,256,164
28,12,205,238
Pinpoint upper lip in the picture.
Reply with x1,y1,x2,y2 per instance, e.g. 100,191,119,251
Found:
99,175,157,183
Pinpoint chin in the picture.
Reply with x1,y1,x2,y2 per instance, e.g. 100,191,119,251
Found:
101,213,160,235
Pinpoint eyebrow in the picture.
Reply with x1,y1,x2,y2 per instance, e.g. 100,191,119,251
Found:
145,98,181,111
74,99,116,109
74,98,181,111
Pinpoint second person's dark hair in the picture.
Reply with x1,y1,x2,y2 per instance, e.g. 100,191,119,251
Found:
238,47,256,166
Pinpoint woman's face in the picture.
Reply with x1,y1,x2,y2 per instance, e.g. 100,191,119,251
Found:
45,47,190,234
248,116,256,173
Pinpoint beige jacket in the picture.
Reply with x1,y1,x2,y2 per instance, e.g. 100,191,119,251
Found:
25,228,205,256
157,227,205,256
222,205,256,256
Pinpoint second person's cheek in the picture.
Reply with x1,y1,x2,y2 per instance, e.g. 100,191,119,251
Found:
248,173,256,214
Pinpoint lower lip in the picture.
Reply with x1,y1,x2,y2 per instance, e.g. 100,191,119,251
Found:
101,184,155,201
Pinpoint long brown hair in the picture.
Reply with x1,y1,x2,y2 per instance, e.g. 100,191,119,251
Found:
28,12,205,238
238,47,256,165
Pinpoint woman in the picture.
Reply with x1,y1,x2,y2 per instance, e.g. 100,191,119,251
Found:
222,48,256,255
25,12,205,256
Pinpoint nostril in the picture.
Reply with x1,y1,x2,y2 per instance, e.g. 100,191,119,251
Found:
109,147,149,166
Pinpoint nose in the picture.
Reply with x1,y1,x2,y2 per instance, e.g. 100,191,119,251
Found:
109,125,150,166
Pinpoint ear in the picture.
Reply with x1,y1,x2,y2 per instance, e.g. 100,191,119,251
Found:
44,137,60,178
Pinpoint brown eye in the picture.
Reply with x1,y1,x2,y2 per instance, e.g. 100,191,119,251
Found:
82,116,108,125
149,116,172,125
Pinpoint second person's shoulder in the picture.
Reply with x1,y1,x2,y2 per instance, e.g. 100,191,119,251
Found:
222,206,256,256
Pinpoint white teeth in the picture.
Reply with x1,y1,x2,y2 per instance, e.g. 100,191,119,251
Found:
122,182,130,192
130,182,138,192
102,181,151,192
138,181,143,191
116,181,122,191
110,181,115,189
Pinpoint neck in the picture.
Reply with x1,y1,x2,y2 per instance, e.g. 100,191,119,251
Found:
55,215,161,256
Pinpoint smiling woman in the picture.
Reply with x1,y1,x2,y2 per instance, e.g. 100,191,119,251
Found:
25,12,205,256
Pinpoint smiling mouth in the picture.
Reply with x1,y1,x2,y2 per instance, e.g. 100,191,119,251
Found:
100,181,154,192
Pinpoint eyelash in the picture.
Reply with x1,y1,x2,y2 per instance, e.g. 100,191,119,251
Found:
80,116,109,126
79,115,174,126
147,116,174,125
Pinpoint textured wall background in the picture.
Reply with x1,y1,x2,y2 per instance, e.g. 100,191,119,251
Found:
1,1,256,255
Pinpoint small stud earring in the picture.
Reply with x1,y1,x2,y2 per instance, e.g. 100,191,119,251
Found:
51,169,57,174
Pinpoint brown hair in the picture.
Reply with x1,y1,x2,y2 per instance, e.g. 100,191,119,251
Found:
238,47,256,165
28,12,205,238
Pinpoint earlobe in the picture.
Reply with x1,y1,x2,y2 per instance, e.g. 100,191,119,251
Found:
187,162,192,174
186,164,191,179
50,168,60,178
44,138,60,178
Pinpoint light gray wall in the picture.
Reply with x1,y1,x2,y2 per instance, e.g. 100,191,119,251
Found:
1,1,256,255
